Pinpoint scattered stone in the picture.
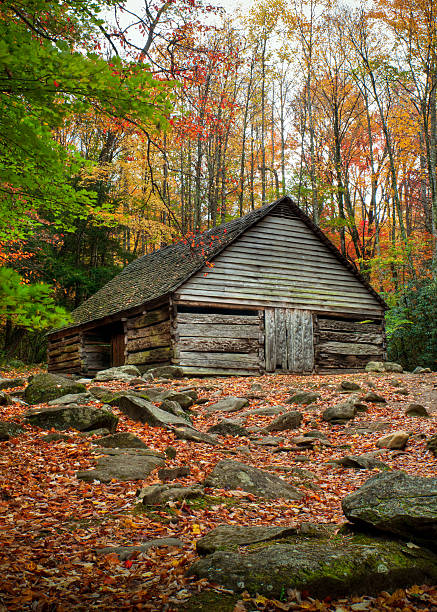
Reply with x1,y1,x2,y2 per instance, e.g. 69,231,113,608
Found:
93,432,149,449
207,420,248,437
339,381,361,391
96,538,184,560
88,387,112,401
164,446,177,459
205,397,249,413
0,391,13,406
252,436,284,447
115,395,194,428
159,391,195,410
196,525,298,555
76,378,93,384
77,428,110,438
158,466,190,482
24,404,118,433
174,427,219,446
405,404,429,417
0,420,24,441
138,483,204,505
250,383,263,392
0,377,26,390
333,452,389,470
291,436,316,449
287,391,320,405
204,460,303,500
146,366,184,379
159,400,190,420
427,435,437,456
42,432,71,442
413,366,432,374
24,373,86,405
303,430,328,440
344,420,391,434
189,531,437,599
76,448,164,482
48,393,92,406
322,399,356,424
364,391,387,403
342,471,437,547
265,410,303,432
242,406,285,416
94,365,141,382
376,431,410,450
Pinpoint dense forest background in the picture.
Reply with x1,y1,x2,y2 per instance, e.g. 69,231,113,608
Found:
1,0,437,370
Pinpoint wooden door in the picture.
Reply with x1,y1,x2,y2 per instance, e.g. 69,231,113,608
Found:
265,308,314,373
111,332,126,366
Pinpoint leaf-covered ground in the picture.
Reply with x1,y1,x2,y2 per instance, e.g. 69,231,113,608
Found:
0,369,436,611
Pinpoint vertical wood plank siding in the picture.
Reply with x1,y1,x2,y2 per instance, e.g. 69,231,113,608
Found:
265,308,314,373
177,215,383,315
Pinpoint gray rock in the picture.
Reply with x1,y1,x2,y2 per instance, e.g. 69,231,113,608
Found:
24,405,118,432
94,365,141,382
427,435,437,456
164,446,177,459
287,391,320,405
333,452,389,470
242,406,285,416
322,399,356,424
77,428,110,437
96,538,184,560
159,400,191,420
205,397,249,413
24,374,86,405
93,433,149,449
0,421,24,441
384,362,403,373
0,377,25,390
207,420,248,437
413,366,432,374
138,483,204,505
77,448,164,482
265,411,303,432
252,436,284,447
196,525,297,555
364,391,387,403
76,378,93,384
188,532,437,599
115,395,194,428
42,432,71,442
405,404,429,417
158,466,190,481
342,471,437,547
204,460,302,500
344,420,391,434
339,381,361,391
173,427,219,445
251,383,263,392
303,430,328,440
376,431,409,450
365,361,385,373
48,393,92,406
160,391,195,410
88,386,112,401
146,366,184,379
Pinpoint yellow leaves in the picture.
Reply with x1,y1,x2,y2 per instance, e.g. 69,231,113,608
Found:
191,523,202,535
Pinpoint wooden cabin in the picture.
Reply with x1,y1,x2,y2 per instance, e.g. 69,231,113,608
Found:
47,196,387,376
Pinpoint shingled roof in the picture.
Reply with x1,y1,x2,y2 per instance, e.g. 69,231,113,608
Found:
55,196,386,333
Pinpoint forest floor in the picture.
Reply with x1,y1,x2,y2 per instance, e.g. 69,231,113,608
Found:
0,368,437,611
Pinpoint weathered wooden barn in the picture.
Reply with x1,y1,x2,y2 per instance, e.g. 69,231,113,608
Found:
47,196,387,376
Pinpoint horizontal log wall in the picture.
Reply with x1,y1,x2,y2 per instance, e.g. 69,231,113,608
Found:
48,333,84,374
82,331,111,375
173,309,263,375
177,214,384,316
125,304,171,371
315,315,386,371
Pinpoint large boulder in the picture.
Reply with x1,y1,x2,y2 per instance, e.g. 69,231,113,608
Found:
205,397,249,413
94,365,141,382
342,471,437,547
24,404,118,432
188,531,437,599
24,374,86,405
265,410,303,432
114,395,194,428
204,460,302,500
146,366,184,379
76,448,164,482
322,399,356,424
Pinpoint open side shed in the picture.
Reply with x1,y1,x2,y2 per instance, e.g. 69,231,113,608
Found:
47,196,387,376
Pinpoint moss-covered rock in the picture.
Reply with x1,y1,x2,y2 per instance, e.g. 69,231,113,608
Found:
0,420,24,441
189,533,437,599
24,404,118,432
24,374,86,405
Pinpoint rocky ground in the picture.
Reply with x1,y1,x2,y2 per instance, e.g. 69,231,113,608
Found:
0,364,436,611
